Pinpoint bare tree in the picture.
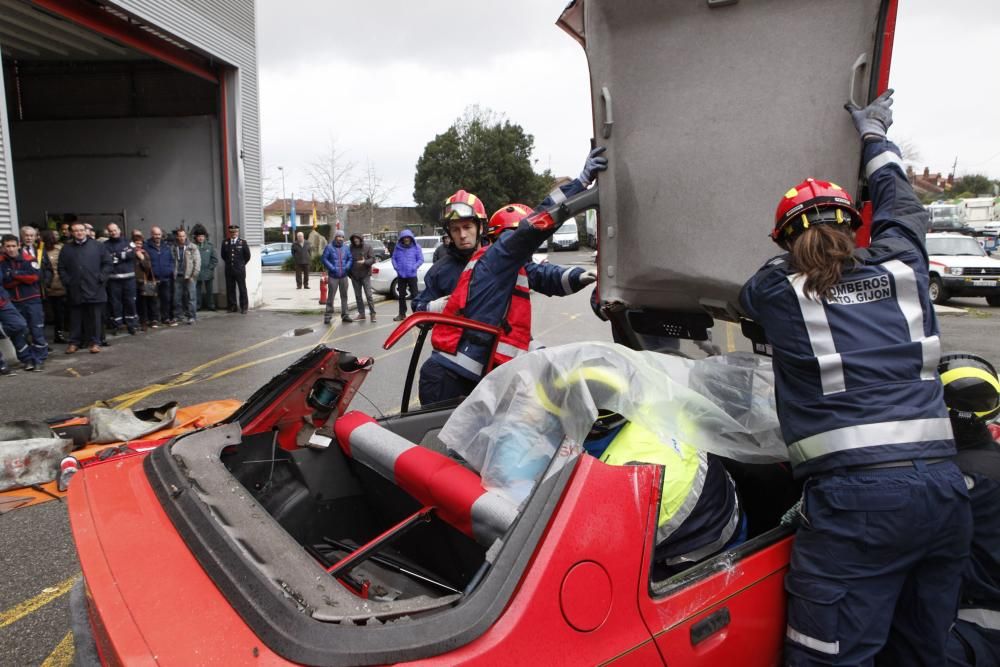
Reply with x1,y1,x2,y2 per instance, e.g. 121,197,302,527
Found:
356,160,395,235
261,165,282,208
304,138,358,234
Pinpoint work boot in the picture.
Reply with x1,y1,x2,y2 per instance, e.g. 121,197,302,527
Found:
65,344,78,354
22,362,34,372
53,330,66,344
357,312,366,321
89,344,101,354
370,313,377,323
32,362,44,372
393,314,405,322
128,326,137,335
0,364,14,377
342,315,353,323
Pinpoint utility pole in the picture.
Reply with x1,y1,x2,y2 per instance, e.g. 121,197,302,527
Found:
278,166,287,242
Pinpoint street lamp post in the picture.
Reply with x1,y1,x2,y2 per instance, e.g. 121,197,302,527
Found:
278,166,287,242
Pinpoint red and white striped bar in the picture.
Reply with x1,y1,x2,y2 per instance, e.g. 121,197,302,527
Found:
334,411,518,545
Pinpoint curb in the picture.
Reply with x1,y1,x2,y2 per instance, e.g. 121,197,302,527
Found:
934,304,968,316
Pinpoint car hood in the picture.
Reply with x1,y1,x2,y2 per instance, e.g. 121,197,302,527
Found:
929,255,1000,268
561,0,895,321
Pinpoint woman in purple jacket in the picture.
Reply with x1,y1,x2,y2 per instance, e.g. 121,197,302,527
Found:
391,229,424,321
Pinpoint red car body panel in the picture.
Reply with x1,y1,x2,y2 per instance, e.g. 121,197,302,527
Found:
69,455,293,666
71,442,791,665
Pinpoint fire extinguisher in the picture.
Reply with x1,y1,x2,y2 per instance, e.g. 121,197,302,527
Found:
319,275,328,305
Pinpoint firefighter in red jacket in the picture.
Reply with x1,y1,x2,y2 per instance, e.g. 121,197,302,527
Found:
415,147,606,406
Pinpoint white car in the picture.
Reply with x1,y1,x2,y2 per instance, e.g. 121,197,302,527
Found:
370,247,435,295
926,232,1000,305
370,245,549,296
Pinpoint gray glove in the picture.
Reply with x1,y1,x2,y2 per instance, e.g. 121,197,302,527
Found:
578,269,597,287
845,88,894,140
579,146,608,187
780,496,804,527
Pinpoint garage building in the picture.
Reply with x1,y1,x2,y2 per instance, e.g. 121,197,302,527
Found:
0,0,263,306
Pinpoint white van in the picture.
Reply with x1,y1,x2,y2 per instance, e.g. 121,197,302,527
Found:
549,218,580,251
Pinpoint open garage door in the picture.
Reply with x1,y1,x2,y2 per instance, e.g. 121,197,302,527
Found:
0,0,237,303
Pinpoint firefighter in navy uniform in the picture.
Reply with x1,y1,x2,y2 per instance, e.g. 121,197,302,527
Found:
1,234,48,370
940,353,1000,667
414,147,605,406
740,89,972,666
221,224,251,313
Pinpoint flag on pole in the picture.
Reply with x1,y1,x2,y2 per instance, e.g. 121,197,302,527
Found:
311,199,318,229
289,196,297,231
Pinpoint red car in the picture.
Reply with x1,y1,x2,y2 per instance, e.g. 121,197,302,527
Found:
67,0,898,664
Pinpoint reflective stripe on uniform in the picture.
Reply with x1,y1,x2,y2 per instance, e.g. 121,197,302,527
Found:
788,274,845,395
496,341,526,359
786,626,840,655
560,268,575,295
958,608,1000,630
515,274,530,290
788,417,954,466
882,260,939,380
435,349,485,376
548,186,567,205
110,272,135,279
864,150,904,179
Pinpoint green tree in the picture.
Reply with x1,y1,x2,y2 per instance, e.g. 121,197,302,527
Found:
947,173,997,197
413,106,554,223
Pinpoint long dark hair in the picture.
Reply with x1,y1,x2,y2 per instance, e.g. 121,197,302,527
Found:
789,225,856,299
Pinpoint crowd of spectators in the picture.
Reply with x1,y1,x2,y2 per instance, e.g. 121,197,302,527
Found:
0,218,223,375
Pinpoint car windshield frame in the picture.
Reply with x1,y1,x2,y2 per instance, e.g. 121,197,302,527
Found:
926,236,987,257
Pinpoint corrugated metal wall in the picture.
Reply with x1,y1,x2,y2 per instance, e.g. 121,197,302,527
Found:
109,0,263,244
0,38,18,236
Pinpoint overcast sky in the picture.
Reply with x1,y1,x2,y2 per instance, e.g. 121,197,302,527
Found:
257,0,999,207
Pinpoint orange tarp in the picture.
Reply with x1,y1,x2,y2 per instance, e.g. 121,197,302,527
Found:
0,399,241,510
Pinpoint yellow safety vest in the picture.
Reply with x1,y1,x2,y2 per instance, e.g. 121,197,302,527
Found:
599,421,708,548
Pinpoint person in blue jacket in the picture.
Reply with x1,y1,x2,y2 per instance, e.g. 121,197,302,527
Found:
939,353,1000,667
740,90,971,666
413,147,605,406
321,231,353,324
391,229,424,321
145,226,175,326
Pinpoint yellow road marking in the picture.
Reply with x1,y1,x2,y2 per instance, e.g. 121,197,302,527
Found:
0,574,79,631
40,631,74,667
74,320,398,412
726,322,737,353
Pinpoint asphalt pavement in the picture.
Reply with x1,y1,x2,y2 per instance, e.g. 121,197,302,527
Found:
3,251,1000,663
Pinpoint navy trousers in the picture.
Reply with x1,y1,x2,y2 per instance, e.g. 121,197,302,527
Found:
948,620,1000,666
107,278,138,330
785,460,972,666
0,300,32,366
14,299,47,362
418,356,478,407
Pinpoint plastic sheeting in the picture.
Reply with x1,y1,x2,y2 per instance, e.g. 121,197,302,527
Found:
0,421,74,492
439,343,786,505
88,402,179,444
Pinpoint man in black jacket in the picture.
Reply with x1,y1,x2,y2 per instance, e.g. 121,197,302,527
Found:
221,224,251,313
291,231,311,289
58,221,111,353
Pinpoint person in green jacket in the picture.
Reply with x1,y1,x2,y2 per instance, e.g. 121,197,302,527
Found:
191,224,219,311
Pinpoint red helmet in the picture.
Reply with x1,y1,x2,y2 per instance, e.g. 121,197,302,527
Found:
772,178,862,247
442,190,487,224
487,203,533,240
